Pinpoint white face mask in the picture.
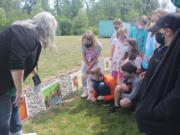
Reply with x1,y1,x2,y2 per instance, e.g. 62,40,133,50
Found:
137,24,144,30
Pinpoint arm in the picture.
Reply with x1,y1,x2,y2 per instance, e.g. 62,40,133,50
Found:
91,88,96,98
11,70,25,106
110,45,115,61
82,52,88,67
32,67,38,75
127,78,142,100
143,31,148,54
104,79,118,101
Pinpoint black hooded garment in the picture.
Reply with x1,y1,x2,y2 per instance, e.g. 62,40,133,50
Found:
135,28,180,135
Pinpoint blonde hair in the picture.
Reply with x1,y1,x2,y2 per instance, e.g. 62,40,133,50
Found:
139,15,148,25
113,18,122,25
116,27,128,38
90,67,103,77
82,30,96,48
152,8,168,18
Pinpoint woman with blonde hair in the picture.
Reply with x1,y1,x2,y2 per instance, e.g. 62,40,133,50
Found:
81,31,102,99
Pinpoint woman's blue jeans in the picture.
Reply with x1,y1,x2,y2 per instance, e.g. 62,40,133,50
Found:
0,96,22,135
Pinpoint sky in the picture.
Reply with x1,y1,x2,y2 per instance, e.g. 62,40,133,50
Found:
49,0,177,12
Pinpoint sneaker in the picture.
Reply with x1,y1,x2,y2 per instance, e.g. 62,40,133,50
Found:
81,88,88,98
10,130,22,135
87,95,91,100
103,102,110,107
108,105,120,113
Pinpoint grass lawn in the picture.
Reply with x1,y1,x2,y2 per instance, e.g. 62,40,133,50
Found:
24,36,110,87
23,36,144,135
23,93,144,135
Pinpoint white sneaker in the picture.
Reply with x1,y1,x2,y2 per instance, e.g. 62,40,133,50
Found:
87,89,92,100
87,95,91,100
9,130,22,135
81,88,88,98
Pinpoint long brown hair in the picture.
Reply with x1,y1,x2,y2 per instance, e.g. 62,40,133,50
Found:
124,38,139,60
82,31,96,49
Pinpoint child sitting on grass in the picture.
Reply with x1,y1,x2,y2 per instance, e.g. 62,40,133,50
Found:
90,67,118,105
108,62,141,113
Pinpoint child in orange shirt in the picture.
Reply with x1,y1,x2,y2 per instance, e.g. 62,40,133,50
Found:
90,67,118,104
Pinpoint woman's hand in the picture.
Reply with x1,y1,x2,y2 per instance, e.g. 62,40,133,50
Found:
14,89,25,107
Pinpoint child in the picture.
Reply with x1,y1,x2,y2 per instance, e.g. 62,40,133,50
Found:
81,31,102,99
110,27,128,82
110,19,123,45
90,67,118,104
129,15,148,55
122,38,143,73
108,62,141,113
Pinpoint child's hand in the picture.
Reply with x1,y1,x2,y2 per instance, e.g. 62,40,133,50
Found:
91,97,97,102
86,67,91,74
97,96,104,101
147,56,152,63
110,57,112,61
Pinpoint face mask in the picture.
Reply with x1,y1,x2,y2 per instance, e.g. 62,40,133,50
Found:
119,36,125,41
124,75,130,81
85,43,93,48
137,24,144,30
114,27,119,30
155,32,165,45
123,45,129,52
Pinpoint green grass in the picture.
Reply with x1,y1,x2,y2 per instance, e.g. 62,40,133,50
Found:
25,36,110,87
23,93,144,135
23,36,144,135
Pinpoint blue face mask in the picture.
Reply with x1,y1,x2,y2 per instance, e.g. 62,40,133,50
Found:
123,45,129,52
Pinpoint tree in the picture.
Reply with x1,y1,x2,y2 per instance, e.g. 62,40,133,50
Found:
31,0,43,16
41,0,50,11
73,10,88,35
0,8,6,31
23,0,38,14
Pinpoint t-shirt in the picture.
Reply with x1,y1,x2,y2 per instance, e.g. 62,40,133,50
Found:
81,41,102,66
0,25,42,96
142,35,160,70
121,75,141,100
129,26,148,53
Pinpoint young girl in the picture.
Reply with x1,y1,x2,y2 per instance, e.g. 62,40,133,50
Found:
81,31,102,99
122,38,143,73
110,28,128,82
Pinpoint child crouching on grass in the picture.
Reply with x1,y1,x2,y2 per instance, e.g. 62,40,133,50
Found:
108,62,141,113
90,67,118,105
81,31,102,100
